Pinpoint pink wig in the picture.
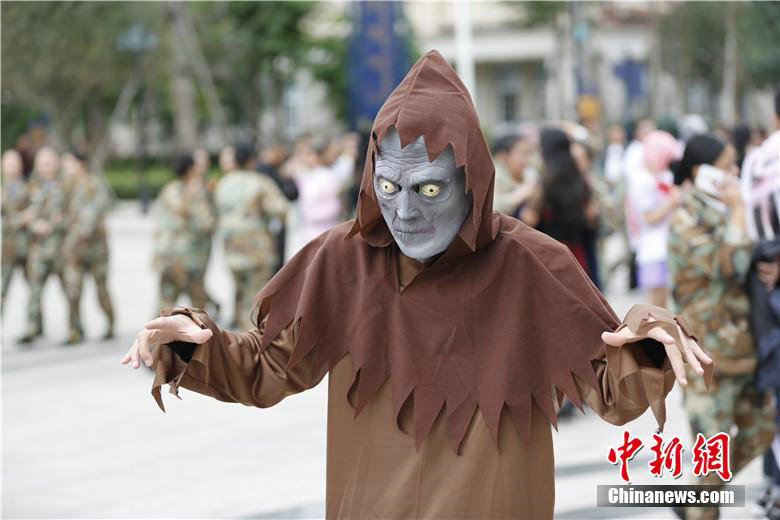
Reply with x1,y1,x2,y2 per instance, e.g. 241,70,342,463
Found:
643,130,681,173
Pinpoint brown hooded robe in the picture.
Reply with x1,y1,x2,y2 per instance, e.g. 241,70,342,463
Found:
151,51,713,519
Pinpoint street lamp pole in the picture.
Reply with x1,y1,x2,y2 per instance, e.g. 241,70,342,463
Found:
117,23,158,214
136,58,150,213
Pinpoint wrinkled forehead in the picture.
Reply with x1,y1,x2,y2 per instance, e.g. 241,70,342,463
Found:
376,128,455,171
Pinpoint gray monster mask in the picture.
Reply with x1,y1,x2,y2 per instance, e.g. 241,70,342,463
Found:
374,128,473,263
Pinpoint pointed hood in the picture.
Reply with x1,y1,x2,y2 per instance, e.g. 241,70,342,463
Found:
348,50,498,256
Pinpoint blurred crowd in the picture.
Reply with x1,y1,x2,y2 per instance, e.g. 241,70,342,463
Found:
2,147,115,344
149,133,359,331
489,92,779,520
1,133,363,342
3,86,780,519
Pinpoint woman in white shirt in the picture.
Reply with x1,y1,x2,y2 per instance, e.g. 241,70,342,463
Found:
628,130,682,307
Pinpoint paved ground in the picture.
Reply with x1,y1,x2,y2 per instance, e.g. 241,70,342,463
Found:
1,203,768,519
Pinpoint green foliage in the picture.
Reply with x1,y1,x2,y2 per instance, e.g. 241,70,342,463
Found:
191,1,323,131
104,166,172,199
658,1,780,91
0,103,43,151
1,2,164,144
104,164,224,199
309,34,349,123
658,2,726,90
0,1,410,157
737,2,780,87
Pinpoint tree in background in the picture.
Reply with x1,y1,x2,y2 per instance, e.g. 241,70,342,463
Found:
192,1,346,144
1,2,162,167
658,1,780,120
1,1,351,168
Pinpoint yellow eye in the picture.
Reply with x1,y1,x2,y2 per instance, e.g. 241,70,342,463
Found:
420,184,441,197
380,179,397,194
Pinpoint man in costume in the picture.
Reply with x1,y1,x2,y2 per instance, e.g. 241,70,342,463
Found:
122,51,713,519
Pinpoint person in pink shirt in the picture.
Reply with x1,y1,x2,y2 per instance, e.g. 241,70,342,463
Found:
286,135,358,247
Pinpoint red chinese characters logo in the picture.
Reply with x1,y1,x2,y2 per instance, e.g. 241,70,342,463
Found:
648,433,684,479
607,430,643,482
692,432,732,481
607,431,731,483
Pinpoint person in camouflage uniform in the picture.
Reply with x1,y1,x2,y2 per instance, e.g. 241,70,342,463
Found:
19,147,68,343
2,149,30,313
152,153,216,312
61,151,116,344
668,135,776,520
215,144,289,330
191,147,220,317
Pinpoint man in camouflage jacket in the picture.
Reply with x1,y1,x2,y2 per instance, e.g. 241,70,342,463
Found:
215,145,288,330
62,151,116,344
2,149,30,312
19,147,67,343
152,155,216,312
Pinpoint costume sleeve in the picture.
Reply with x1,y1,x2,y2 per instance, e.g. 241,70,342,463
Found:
151,306,325,411
572,303,713,433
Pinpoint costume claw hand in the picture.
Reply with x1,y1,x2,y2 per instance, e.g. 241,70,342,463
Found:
119,314,213,369
601,319,713,388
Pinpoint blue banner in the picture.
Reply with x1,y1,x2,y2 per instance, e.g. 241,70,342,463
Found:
347,1,410,131
613,57,646,101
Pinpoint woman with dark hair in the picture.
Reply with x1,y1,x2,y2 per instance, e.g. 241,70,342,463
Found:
667,134,777,520
151,152,216,313
733,124,752,171
536,128,597,279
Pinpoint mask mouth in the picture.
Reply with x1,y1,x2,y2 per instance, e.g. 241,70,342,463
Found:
392,220,435,236
393,229,434,241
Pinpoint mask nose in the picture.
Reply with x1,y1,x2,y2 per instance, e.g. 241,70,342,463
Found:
395,188,419,220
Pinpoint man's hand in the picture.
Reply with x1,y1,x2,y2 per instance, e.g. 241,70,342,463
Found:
601,319,713,387
120,314,213,369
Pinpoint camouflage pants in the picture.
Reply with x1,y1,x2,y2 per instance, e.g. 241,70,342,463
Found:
682,368,776,520
158,264,209,312
63,254,114,334
1,253,28,313
231,265,272,331
25,253,65,333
